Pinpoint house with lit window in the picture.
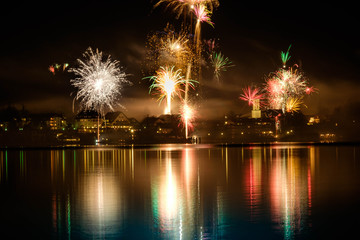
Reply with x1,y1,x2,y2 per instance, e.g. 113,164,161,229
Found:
105,111,140,130
46,114,67,130
74,110,103,133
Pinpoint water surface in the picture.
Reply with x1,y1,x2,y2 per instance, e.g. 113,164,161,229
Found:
1,144,360,239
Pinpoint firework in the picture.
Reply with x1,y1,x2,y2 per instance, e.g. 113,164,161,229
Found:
281,44,291,68
193,4,214,27
239,86,264,106
154,0,219,18
193,4,213,46
154,0,185,17
211,52,234,80
145,25,195,74
305,86,317,95
193,3,214,52
154,0,190,19
146,66,189,114
265,46,308,112
265,66,309,113
63,63,69,71
286,97,303,113
49,65,55,75
184,63,192,102
180,102,195,138
204,38,218,57
49,63,69,75
69,47,130,115
161,30,191,63
192,3,214,81
190,0,219,12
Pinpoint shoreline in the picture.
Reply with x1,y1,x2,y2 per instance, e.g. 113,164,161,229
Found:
1,140,360,151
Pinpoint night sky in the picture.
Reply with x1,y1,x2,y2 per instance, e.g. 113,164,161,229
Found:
1,1,359,121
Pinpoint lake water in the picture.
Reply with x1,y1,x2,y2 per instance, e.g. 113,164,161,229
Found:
0,144,360,239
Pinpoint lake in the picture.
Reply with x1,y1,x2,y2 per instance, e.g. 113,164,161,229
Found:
0,144,360,239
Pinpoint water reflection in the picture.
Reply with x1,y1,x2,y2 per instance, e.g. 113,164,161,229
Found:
0,150,8,182
151,147,197,239
0,145,359,239
245,147,263,220
269,147,313,239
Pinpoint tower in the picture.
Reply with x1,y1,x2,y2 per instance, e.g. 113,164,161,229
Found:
251,99,261,118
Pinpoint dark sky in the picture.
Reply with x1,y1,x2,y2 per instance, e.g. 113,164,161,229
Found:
1,1,359,120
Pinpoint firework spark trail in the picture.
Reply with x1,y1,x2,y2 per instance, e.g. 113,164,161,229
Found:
184,63,192,102
239,86,265,106
145,66,197,115
154,0,187,18
154,0,219,18
211,52,234,80
69,47,130,115
192,3,214,83
281,44,292,68
193,3,214,52
183,63,194,138
180,102,195,138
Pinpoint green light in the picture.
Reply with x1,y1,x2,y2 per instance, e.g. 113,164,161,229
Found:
20,151,24,176
62,150,65,181
73,151,76,166
281,44,292,67
67,194,71,239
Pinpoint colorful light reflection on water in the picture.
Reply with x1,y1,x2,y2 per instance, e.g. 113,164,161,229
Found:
0,144,360,239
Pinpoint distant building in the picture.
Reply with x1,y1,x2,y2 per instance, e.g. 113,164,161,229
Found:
307,116,320,125
74,110,103,133
105,111,140,130
138,114,185,143
0,105,31,131
195,113,276,143
0,122,8,131
47,114,67,130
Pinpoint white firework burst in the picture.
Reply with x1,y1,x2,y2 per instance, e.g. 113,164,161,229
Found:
69,47,130,115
